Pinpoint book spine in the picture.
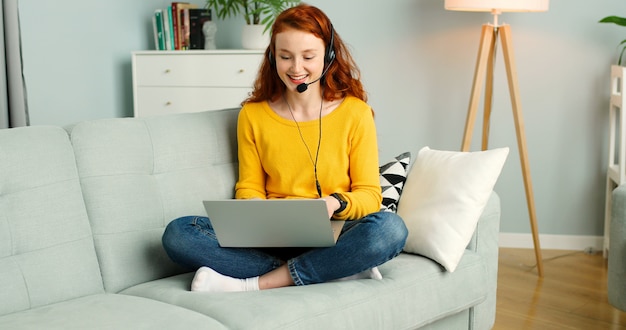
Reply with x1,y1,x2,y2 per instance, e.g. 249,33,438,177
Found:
154,9,165,50
167,6,175,50
162,7,172,50
171,2,182,50
152,15,159,50
182,8,190,50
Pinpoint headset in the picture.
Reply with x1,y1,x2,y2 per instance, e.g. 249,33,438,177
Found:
268,24,336,73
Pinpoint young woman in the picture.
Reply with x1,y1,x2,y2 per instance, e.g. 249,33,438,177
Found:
162,4,408,292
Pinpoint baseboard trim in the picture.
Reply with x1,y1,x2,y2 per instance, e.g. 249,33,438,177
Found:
499,233,604,252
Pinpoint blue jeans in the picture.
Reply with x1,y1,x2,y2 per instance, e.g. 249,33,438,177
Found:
162,211,408,286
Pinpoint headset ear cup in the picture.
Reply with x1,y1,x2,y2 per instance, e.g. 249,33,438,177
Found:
324,25,336,65
325,49,335,65
268,50,275,66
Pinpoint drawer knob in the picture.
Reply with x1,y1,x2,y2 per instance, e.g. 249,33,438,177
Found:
238,69,245,73
165,101,172,106
164,69,171,74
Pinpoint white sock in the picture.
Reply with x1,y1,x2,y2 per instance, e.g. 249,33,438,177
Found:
333,267,383,282
191,266,259,292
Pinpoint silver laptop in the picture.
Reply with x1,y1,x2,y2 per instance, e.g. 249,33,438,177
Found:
202,199,345,247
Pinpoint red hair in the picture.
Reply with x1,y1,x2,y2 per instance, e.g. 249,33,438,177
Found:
243,4,367,104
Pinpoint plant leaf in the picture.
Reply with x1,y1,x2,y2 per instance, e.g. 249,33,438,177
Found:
599,16,626,27
205,0,301,33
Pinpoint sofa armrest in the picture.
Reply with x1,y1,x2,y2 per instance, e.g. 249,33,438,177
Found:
466,191,501,329
467,192,501,255
609,185,626,311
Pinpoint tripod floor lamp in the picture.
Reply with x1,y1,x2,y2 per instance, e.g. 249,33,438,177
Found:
444,0,549,277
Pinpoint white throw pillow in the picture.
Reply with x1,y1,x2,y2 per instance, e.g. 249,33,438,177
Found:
397,146,509,272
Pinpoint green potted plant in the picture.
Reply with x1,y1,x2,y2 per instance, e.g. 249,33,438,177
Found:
599,15,626,65
205,0,300,49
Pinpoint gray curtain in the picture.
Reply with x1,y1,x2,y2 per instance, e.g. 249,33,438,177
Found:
2,0,28,129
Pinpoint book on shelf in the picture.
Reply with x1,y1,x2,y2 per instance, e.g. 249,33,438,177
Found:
182,8,190,50
162,7,172,50
188,8,212,50
166,6,175,49
152,12,159,50
152,2,206,51
153,9,166,50
172,2,197,50
170,2,187,50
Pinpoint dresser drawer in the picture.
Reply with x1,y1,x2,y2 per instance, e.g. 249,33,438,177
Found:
134,53,262,87
134,87,250,117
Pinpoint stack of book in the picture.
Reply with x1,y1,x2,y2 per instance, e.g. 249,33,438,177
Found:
153,2,212,50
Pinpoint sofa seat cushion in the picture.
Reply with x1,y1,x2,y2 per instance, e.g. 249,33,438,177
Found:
122,252,487,330
0,293,227,330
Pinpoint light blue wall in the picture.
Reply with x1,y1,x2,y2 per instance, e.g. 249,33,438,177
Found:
17,0,206,123
16,0,625,238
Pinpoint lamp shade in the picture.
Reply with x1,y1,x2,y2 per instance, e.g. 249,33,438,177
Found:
445,0,549,12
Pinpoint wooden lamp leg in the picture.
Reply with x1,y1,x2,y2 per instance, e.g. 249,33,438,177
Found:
499,24,544,277
461,24,496,152
482,29,497,151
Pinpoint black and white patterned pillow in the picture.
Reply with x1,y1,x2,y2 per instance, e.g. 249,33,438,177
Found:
379,152,411,213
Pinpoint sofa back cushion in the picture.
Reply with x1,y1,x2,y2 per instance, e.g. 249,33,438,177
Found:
70,109,239,292
0,126,104,316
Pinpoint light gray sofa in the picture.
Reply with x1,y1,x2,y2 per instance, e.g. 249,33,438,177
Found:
0,108,500,329
609,185,626,311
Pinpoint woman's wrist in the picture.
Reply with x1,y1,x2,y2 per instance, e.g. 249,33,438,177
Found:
330,193,347,214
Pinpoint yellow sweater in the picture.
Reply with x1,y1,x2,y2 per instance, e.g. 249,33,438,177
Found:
235,96,382,220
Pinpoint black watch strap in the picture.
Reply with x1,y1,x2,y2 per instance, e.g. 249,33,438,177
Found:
331,193,347,214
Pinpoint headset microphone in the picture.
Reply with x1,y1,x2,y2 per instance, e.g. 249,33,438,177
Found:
296,82,310,93
296,82,311,93
296,78,319,93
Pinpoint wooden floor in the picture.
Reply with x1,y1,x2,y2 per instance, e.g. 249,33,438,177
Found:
494,248,626,329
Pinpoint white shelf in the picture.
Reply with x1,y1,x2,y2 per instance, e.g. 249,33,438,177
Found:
604,65,626,257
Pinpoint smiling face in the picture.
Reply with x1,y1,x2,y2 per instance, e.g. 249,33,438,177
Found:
273,28,326,93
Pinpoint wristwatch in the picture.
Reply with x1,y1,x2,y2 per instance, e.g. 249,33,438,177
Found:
331,193,347,214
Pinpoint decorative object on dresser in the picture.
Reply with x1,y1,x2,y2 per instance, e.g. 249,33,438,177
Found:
202,20,218,50
131,50,263,117
241,24,270,50
203,0,301,49
444,0,549,277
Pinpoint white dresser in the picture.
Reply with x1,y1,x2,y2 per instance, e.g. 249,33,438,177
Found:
131,50,264,117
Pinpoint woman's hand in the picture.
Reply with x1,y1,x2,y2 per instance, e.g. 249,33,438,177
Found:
322,196,341,219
